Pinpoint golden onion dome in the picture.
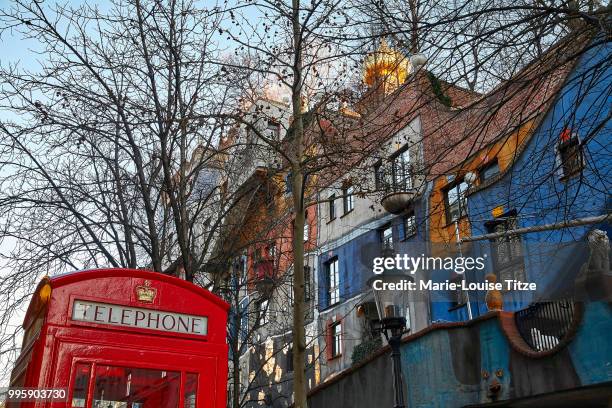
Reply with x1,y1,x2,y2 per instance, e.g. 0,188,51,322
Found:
363,40,412,88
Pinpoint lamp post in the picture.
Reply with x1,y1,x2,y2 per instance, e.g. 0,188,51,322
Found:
367,252,411,408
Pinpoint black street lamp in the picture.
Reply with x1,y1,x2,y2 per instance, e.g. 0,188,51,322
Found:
367,255,411,408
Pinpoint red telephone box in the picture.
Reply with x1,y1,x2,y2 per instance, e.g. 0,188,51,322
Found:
9,268,229,408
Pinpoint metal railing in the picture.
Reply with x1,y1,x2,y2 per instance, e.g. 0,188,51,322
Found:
514,299,575,352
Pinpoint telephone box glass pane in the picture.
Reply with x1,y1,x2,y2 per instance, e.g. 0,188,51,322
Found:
72,363,91,407
92,365,180,408
183,373,198,408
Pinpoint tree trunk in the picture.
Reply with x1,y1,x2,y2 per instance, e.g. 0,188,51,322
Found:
232,288,241,408
291,192,307,408
290,0,308,405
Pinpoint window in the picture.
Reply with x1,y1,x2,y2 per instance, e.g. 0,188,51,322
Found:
90,365,181,408
480,159,500,183
399,213,416,240
328,194,336,221
304,215,309,242
327,258,340,306
287,346,294,372
266,120,281,139
405,306,411,331
257,299,269,326
239,253,248,285
451,275,468,306
488,215,525,282
342,185,354,214
304,266,312,301
558,131,583,178
239,298,249,343
381,225,393,250
390,147,412,191
331,322,342,358
374,160,387,190
445,180,468,223
184,373,198,408
71,363,90,408
266,244,276,264
285,172,292,194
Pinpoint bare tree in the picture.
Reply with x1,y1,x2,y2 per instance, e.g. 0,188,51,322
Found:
0,0,254,380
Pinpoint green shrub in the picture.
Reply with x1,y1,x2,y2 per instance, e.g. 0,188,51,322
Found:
351,336,383,365
427,72,452,107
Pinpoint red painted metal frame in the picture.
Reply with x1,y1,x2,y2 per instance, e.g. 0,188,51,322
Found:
8,268,229,408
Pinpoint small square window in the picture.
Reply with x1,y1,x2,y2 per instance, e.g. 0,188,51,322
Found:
558,135,583,178
400,213,416,240
479,160,500,183
267,120,281,140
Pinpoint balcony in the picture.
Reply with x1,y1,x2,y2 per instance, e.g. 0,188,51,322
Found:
377,164,421,214
381,190,420,214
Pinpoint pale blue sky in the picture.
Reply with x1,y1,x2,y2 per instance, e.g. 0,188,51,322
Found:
0,0,105,68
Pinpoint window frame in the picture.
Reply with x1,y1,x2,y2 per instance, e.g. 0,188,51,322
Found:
304,266,312,301
330,321,342,358
444,179,469,224
266,119,281,140
558,135,584,179
374,160,387,190
381,224,393,250
342,185,354,215
486,214,525,284
257,299,269,326
286,346,294,372
328,194,336,221
303,220,309,242
449,275,468,309
285,172,292,194
400,213,417,240
390,146,413,191
327,258,340,306
239,297,249,343
479,159,500,183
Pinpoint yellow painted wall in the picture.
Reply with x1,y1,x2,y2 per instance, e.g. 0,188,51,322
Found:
428,120,536,245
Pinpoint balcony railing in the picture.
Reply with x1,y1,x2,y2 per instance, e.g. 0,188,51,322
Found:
514,299,575,352
376,164,420,214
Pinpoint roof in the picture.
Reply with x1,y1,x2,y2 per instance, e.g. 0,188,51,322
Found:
24,268,230,327
312,29,592,189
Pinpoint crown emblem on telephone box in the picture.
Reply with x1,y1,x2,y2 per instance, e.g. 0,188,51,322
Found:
135,280,157,303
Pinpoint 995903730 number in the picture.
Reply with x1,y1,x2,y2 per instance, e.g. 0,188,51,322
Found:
2,387,68,402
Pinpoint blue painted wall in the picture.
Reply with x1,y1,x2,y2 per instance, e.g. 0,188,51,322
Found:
318,200,428,310
461,36,610,317
318,228,380,310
